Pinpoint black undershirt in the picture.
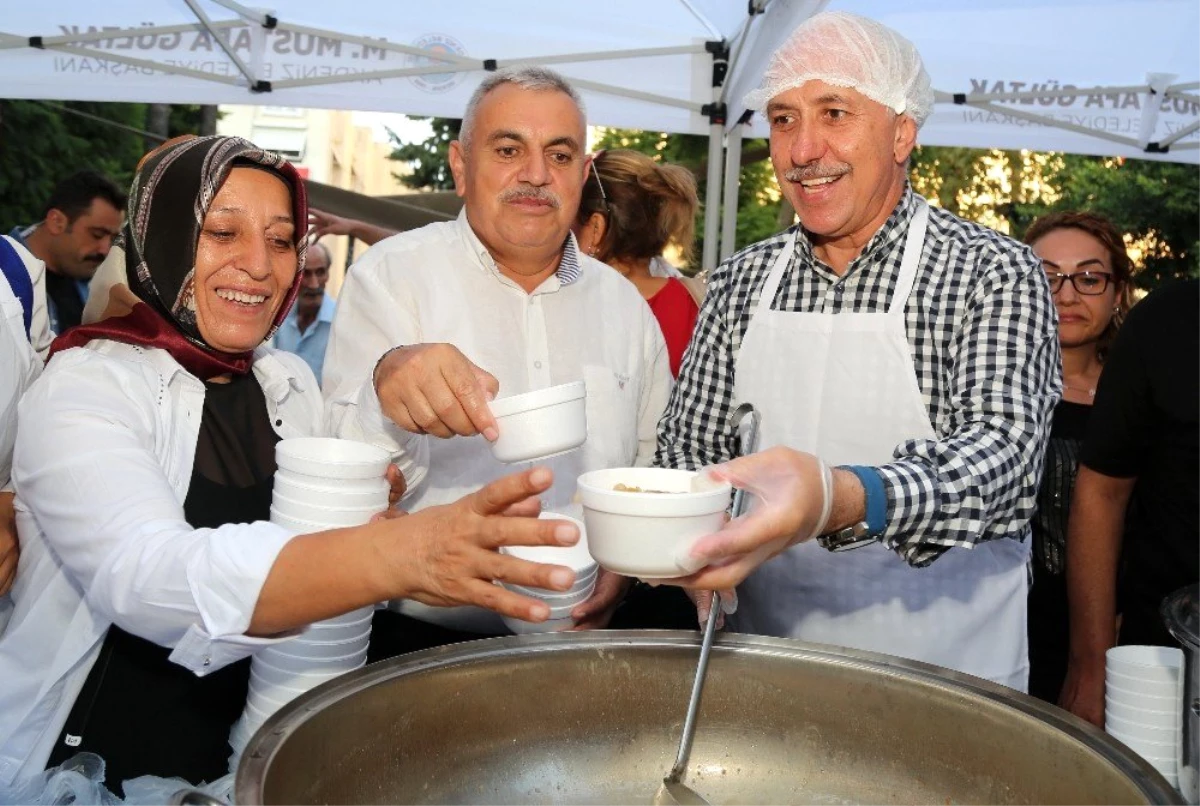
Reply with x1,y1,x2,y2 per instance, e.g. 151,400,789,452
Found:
44,270,86,332
1080,280,1199,648
48,373,279,794
1027,400,1091,703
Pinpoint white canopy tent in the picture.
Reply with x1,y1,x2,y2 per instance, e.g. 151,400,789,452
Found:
2,0,1196,268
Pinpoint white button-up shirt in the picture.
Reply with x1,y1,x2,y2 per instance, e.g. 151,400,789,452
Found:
0,238,46,491
323,212,672,630
0,340,324,787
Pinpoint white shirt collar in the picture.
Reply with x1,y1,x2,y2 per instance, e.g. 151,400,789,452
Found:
454,209,582,289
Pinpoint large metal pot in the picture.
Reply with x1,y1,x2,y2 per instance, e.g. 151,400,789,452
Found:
235,631,1180,804
1163,584,1200,804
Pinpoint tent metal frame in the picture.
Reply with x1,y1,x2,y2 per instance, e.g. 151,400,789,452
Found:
3,0,1195,268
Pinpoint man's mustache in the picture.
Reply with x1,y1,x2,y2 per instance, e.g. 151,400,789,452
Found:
498,187,561,207
784,164,850,182
83,253,106,265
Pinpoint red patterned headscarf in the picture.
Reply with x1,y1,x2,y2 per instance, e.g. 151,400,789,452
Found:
50,136,307,379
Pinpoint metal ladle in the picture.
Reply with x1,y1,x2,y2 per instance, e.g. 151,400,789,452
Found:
654,402,761,806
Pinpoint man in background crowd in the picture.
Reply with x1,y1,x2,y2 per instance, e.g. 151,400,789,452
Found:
273,239,336,383
9,170,125,333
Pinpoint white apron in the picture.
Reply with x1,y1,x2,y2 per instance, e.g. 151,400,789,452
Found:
728,202,1030,691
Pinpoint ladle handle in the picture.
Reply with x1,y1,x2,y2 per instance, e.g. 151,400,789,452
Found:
169,789,225,806
667,590,721,783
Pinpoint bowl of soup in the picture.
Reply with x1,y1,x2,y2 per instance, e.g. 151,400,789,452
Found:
575,467,731,578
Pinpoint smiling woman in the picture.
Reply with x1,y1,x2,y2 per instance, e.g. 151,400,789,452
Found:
0,135,582,793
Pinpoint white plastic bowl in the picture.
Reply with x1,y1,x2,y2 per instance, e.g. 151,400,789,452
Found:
242,699,275,726
500,511,595,572
502,613,575,635
503,567,597,598
246,686,301,715
273,476,389,508
1109,733,1178,769
276,437,391,480
576,467,732,578
298,624,371,643
1106,667,1181,699
1107,645,1184,685
251,660,346,691
500,581,594,608
314,606,374,627
265,643,366,666
303,621,372,642
1106,679,1181,712
255,646,362,673
275,468,392,494
1106,711,1180,742
487,381,586,463
280,634,370,660
1105,693,1179,725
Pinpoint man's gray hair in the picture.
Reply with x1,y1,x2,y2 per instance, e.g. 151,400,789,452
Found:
459,66,586,151
307,240,332,268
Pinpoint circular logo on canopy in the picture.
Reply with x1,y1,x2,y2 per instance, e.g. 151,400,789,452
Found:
407,34,468,93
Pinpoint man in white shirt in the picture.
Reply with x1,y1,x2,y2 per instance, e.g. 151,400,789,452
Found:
323,66,671,654
0,236,50,631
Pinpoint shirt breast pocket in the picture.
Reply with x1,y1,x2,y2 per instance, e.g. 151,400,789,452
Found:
582,364,639,470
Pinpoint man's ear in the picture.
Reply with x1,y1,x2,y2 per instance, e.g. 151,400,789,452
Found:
44,208,68,235
893,114,918,164
448,140,468,199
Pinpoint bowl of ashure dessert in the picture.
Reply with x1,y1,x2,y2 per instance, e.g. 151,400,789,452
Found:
575,467,732,578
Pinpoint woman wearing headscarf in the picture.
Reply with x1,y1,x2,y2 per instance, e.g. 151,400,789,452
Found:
0,136,578,792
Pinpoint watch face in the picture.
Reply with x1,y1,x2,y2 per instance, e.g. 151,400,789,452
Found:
818,522,873,552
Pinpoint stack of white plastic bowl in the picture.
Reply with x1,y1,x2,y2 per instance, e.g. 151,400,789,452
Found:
1105,645,1185,791
229,437,391,762
499,510,597,634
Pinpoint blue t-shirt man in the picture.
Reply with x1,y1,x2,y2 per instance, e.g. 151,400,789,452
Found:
273,241,335,385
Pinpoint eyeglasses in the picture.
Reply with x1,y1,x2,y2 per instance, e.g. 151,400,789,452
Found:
1045,271,1115,296
587,152,610,215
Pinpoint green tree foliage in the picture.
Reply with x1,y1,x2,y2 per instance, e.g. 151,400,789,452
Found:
1019,156,1199,288
0,101,214,227
389,117,461,190
0,101,145,226
910,145,1198,290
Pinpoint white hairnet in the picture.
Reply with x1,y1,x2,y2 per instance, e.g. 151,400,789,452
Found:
744,11,934,127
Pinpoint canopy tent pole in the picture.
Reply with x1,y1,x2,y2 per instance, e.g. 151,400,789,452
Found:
719,121,744,262
700,39,731,271
701,121,725,271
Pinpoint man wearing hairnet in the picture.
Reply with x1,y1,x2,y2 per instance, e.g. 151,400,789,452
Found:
655,12,1060,690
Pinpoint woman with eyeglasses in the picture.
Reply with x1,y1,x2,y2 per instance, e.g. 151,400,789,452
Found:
574,149,703,378
1021,211,1133,703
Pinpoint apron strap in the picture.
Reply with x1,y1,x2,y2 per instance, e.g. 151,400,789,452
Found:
750,230,798,322
751,199,930,322
888,200,929,315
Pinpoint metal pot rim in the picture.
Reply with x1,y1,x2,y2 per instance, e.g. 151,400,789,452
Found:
235,630,1182,805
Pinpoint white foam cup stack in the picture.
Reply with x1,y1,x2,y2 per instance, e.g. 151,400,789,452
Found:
498,511,597,635
229,437,391,769
1105,645,1185,790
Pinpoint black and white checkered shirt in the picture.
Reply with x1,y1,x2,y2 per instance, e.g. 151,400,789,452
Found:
656,188,1061,567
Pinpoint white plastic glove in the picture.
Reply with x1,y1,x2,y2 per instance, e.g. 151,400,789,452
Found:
663,446,833,591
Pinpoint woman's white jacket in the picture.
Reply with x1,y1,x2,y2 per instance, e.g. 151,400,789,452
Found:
0,340,323,786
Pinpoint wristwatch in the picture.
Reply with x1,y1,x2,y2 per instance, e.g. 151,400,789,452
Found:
816,465,887,552
816,521,875,552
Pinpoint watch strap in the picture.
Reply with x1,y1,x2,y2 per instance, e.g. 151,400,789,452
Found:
816,465,887,552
